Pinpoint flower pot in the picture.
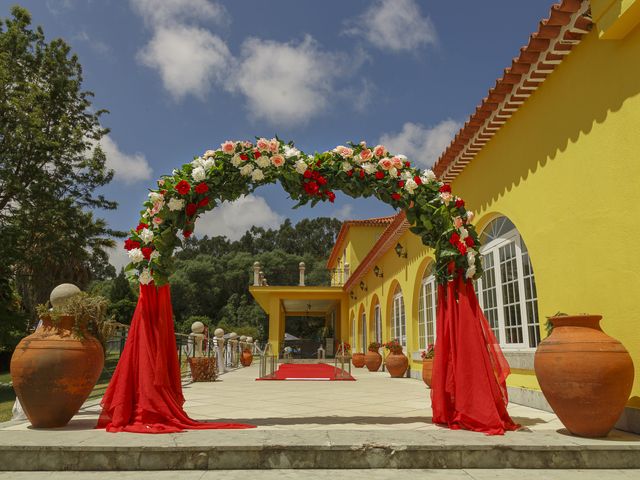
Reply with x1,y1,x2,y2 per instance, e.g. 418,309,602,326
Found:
240,350,253,367
352,352,365,368
422,359,433,387
365,350,382,372
534,314,634,438
385,352,408,378
10,315,104,428
188,356,217,381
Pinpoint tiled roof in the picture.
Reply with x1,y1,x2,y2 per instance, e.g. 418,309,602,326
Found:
343,212,410,292
433,0,593,182
326,215,397,268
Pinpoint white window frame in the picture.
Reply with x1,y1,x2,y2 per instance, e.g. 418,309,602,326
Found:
374,303,382,344
418,267,437,350
351,317,356,352
476,226,538,351
392,288,407,348
361,311,367,352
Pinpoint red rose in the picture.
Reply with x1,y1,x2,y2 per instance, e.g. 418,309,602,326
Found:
317,176,327,186
304,181,319,195
303,170,312,179
185,203,197,216
464,236,475,247
195,182,208,194
456,242,467,255
359,169,365,179
439,184,451,193
159,189,167,195
136,222,148,232
141,246,154,260
327,191,336,203
449,232,460,245
254,150,262,159
316,159,322,167
414,176,422,185
175,180,191,195
455,198,465,208
346,170,353,177
198,197,209,208
397,181,405,188
404,161,411,168
239,154,248,161
124,239,140,251
183,230,192,238
391,193,401,201
375,171,385,180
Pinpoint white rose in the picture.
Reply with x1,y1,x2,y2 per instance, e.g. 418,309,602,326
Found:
439,192,452,205
389,167,398,178
466,210,475,222
127,248,144,264
362,162,377,174
466,251,476,265
251,169,265,182
167,198,185,211
342,161,353,172
192,167,206,182
294,159,308,174
150,250,160,261
404,178,418,194
191,157,204,168
422,169,436,182
202,158,215,170
203,150,216,159
148,192,164,205
401,170,413,180
231,154,243,167
284,146,300,158
255,156,271,169
139,268,153,285
240,163,254,176
459,227,469,240
139,228,154,244
465,265,476,279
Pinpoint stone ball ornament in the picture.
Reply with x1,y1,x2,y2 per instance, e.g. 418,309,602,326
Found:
191,321,205,334
49,283,82,309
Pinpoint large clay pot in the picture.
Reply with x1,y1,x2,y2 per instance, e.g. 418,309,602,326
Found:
422,359,433,387
365,350,382,372
385,352,408,378
241,349,253,367
188,356,217,381
352,352,366,368
10,315,104,428
534,314,634,438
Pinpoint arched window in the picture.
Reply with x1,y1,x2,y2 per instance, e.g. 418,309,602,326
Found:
374,303,382,343
361,311,367,352
418,263,437,349
391,286,406,347
476,216,540,349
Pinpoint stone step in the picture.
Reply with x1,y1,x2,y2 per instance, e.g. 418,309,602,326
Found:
1,429,639,471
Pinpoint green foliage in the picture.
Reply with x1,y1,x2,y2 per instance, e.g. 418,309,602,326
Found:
0,274,27,364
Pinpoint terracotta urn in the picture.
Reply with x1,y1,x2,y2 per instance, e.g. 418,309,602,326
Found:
352,352,366,368
385,352,408,378
534,314,634,438
10,314,104,428
364,350,382,372
241,349,253,367
188,356,217,381
422,359,433,387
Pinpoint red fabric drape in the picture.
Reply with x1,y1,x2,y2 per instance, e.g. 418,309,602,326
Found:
97,284,255,433
431,276,519,435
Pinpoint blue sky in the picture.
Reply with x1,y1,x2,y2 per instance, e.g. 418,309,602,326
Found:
5,0,553,266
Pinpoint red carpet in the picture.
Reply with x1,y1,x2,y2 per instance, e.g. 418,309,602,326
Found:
257,363,355,381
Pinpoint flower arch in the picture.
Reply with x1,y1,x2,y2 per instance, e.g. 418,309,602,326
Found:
123,138,482,285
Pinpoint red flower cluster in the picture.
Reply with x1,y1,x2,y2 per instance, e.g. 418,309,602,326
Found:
455,198,465,208
439,184,451,193
175,180,191,195
449,232,474,254
141,246,154,260
136,222,148,232
302,170,335,202
195,182,208,194
124,239,140,251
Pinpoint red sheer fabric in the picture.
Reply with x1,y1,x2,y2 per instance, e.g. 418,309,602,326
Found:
431,276,519,435
97,284,255,433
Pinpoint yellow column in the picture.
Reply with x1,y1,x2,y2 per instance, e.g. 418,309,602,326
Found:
268,297,282,357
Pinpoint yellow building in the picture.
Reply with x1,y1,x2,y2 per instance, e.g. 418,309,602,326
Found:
250,0,640,434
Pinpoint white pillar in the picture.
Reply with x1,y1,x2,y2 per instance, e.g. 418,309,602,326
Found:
299,262,306,286
190,321,205,357
214,328,225,373
253,262,261,286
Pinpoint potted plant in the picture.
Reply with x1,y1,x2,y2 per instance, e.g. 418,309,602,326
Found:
384,338,408,378
240,346,253,367
421,344,435,387
352,348,366,368
11,286,106,428
365,341,383,372
534,313,634,437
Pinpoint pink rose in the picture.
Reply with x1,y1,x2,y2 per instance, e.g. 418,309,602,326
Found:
153,216,164,225
360,148,372,161
391,156,404,169
221,141,235,154
334,145,353,158
203,149,216,159
373,145,387,157
378,157,393,170
269,139,279,153
256,138,270,151
271,154,285,167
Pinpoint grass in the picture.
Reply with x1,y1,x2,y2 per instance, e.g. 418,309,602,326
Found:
0,371,15,423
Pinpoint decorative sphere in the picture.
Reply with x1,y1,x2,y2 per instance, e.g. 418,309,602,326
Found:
50,284,81,309
214,328,224,338
229,332,238,339
246,337,253,343
191,321,205,334
239,335,247,342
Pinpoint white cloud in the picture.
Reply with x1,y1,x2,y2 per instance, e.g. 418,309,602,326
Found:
97,135,153,184
332,204,354,221
195,195,284,240
228,36,346,126
346,0,437,53
137,25,232,100
107,240,131,273
379,120,461,168
74,31,112,57
130,0,228,28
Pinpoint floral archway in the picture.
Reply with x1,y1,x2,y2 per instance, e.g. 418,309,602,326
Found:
99,138,518,436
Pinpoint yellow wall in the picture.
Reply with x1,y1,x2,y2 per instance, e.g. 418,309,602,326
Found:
449,25,640,407
341,226,386,272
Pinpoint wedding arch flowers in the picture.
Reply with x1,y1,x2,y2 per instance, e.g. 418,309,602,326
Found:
124,138,482,286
